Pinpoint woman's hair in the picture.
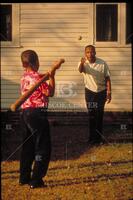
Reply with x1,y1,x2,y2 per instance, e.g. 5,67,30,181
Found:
21,50,39,69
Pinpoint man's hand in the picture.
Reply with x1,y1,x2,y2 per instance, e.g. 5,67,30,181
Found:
106,92,111,104
79,57,86,73
105,76,111,104
81,57,86,65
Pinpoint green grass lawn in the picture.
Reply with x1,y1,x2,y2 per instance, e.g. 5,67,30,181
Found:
1,142,133,200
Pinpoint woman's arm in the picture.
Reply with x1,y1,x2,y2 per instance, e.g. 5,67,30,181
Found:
41,59,65,97
48,70,55,97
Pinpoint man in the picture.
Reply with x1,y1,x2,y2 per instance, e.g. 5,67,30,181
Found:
78,45,111,144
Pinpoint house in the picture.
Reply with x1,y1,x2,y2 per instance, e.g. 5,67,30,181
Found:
1,3,132,123
1,2,132,160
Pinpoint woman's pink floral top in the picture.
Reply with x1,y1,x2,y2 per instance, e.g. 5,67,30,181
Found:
21,70,50,109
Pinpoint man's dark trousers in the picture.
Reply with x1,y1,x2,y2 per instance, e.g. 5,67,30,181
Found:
85,88,106,143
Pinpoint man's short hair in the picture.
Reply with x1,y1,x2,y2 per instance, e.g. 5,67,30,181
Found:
85,45,95,51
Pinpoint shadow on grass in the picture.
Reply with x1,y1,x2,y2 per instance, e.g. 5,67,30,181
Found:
1,123,132,162
46,172,133,188
2,171,133,187
2,159,132,176
1,109,132,161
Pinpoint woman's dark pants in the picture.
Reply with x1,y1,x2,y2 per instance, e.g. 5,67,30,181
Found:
19,108,51,184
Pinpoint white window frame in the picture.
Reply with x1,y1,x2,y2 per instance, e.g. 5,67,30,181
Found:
94,3,130,47
1,3,20,47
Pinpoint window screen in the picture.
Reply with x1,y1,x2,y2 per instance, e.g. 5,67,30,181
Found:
0,5,12,41
126,3,132,44
96,4,118,41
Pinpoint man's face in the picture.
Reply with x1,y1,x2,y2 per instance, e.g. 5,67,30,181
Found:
85,47,96,62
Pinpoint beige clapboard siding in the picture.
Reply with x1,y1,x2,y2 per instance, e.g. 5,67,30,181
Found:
1,3,132,111
2,94,132,103
1,69,132,76
21,17,89,22
21,23,87,28
21,37,89,43
1,63,131,74
2,63,131,76
1,78,131,85
2,82,132,90
3,47,131,58
1,81,132,93
1,74,132,82
21,6,89,12
1,87,132,95
1,55,132,63
1,55,132,62
2,71,132,83
20,43,88,47
1,60,78,66
1,64,132,73
21,10,89,15
1,99,132,112
21,33,89,39
1,47,131,52
1,91,132,99
2,99,131,105
1,72,132,80
2,79,132,95
20,3,90,9
1,102,132,112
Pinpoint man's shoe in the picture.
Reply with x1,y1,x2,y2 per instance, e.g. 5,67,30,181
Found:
19,181,30,185
30,180,47,189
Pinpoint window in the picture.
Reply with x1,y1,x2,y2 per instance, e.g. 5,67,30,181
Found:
96,4,118,42
0,4,19,47
126,3,132,44
94,3,130,46
0,5,12,41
